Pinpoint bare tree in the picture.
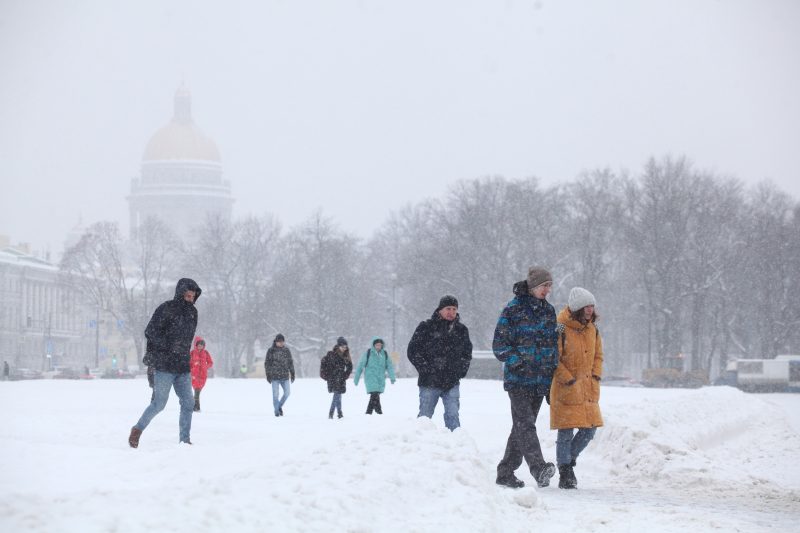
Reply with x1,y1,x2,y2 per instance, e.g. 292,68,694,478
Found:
60,218,179,365
185,214,281,376
738,184,800,358
270,211,369,376
621,156,701,368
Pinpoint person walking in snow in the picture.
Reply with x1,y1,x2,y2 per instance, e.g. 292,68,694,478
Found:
493,267,559,489
550,287,604,489
407,295,473,431
320,336,354,419
265,333,295,417
354,337,396,414
129,278,202,448
190,337,214,412
2,360,9,381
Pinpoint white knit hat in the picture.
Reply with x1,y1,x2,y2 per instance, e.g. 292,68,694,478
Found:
568,287,596,311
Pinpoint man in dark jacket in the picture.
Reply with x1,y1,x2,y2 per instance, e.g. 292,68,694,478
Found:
407,295,473,431
265,333,295,417
493,267,558,489
128,278,201,448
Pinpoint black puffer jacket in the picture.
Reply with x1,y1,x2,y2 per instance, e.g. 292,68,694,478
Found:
320,347,353,393
265,344,295,382
407,310,473,390
143,278,201,374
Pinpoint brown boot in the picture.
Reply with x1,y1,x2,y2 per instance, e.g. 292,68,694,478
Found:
128,426,142,448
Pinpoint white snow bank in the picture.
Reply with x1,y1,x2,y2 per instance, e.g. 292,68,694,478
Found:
0,379,798,532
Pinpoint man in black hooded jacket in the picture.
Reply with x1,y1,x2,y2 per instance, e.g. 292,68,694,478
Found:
129,278,202,448
407,295,473,431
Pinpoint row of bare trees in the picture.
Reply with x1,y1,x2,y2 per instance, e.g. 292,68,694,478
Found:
370,156,800,378
61,155,800,378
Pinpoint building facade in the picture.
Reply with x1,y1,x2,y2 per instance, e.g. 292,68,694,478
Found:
0,245,95,371
128,86,233,240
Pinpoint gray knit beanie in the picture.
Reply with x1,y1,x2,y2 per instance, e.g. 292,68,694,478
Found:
527,266,553,289
568,287,596,311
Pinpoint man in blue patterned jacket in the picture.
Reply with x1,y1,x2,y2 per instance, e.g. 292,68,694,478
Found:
493,266,558,489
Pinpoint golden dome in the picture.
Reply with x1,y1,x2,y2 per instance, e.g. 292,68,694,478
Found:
142,87,221,162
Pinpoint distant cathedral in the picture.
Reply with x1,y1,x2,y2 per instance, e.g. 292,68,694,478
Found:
128,86,233,240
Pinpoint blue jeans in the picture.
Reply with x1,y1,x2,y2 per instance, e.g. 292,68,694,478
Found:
135,370,194,443
272,379,291,414
556,428,597,465
329,392,342,415
418,384,461,431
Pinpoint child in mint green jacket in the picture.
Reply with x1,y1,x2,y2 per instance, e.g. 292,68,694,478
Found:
354,337,396,414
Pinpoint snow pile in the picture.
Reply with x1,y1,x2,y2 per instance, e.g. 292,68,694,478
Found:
1,379,799,532
595,387,794,484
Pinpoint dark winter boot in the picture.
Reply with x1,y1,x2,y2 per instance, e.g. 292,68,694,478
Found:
128,426,142,449
569,461,578,488
194,399,200,412
329,409,334,419
496,474,525,489
534,462,556,488
279,407,284,416
337,411,343,419
558,465,577,489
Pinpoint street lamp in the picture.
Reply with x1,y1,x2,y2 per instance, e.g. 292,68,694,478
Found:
390,273,398,351
644,269,656,368
90,307,105,368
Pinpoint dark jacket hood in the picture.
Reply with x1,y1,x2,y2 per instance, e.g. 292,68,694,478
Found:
513,280,529,297
330,344,351,355
174,278,202,302
513,279,549,306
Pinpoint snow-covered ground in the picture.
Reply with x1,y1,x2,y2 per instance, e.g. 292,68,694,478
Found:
1,378,798,532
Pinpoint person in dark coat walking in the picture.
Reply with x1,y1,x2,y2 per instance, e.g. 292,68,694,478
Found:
265,333,295,417
320,336,353,419
2,360,9,381
493,267,559,489
129,278,202,448
407,295,473,431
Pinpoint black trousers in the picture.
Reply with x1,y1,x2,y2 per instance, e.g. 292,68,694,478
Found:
193,388,202,410
497,388,546,478
366,392,382,414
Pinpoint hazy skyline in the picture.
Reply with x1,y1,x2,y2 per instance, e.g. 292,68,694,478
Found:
1,0,799,253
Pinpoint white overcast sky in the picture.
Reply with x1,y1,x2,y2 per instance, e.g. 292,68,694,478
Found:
1,0,799,253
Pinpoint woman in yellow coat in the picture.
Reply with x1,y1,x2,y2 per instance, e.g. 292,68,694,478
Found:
550,287,603,489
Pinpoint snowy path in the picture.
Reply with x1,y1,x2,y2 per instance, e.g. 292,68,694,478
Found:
0,379,798,532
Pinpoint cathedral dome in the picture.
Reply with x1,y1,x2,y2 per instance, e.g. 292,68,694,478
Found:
142,86,221,162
